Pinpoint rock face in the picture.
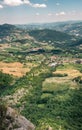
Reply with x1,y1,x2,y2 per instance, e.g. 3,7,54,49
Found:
5,107,35,130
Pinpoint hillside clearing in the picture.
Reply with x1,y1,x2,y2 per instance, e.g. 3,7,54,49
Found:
0,62,33,77
53,69,82,79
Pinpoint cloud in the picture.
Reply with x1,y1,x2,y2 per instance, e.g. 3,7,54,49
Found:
60,12,66,15
23,0,31,5
0,4,3,8
36,13,40,16
48,13,53,16
3,0,47,8
32,3,47,8
4,0,23,6
56,12,66,16
56,3,60,6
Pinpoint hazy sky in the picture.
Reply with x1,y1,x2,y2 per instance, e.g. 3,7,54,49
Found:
0,0,82,24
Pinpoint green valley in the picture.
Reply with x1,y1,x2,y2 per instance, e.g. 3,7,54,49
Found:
0,22,82,130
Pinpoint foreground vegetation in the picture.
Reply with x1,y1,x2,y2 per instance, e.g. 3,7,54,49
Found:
0,62,82,130
0,23,82,130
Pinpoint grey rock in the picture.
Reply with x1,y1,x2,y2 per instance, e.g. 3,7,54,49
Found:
5,107,35,130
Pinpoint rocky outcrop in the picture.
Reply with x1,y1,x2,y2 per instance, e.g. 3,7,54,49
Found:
5,107,35,130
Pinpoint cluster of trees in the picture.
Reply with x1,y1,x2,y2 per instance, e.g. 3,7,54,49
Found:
0,71,13,88
0,71,13,95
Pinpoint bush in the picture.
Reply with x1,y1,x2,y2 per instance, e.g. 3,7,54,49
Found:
53,73,68,77
73,76,82,84
80,70,82,73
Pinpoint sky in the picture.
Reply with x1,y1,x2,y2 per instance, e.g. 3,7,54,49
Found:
0,0,82,24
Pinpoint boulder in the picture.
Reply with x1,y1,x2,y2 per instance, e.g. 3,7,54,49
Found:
5,107,35,130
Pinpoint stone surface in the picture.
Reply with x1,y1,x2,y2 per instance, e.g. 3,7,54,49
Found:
5,107,35,130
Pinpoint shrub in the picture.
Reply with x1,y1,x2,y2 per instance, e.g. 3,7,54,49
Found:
73,76,82,84
53,73,68,77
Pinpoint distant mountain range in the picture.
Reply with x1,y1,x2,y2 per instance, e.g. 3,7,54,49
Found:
0,22,82,49
17,21,82,38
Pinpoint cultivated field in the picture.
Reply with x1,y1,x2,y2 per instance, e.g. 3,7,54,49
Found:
0,62,33,77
